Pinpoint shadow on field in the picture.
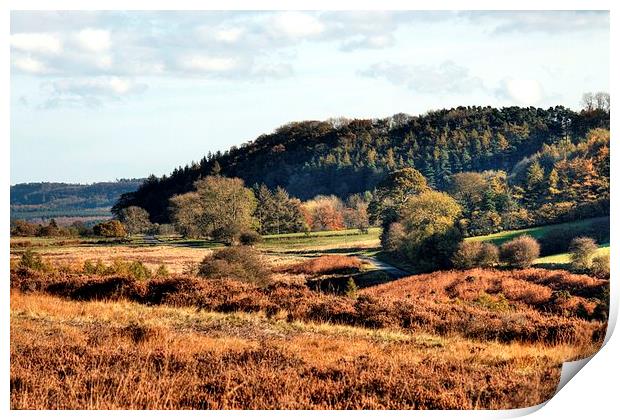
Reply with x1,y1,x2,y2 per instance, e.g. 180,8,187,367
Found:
262,246,381,257
534,262,572,271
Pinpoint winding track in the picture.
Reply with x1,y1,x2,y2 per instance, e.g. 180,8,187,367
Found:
361,256,411,279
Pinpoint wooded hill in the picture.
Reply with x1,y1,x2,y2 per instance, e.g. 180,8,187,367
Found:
114,106,609,224
11,180,144,220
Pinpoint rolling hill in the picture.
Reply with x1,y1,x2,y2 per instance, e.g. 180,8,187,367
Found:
112,106,609,223
11,180,143,222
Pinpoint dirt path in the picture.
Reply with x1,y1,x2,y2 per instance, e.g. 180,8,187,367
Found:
361,256,411,279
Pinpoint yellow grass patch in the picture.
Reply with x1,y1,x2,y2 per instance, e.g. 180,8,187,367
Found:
10,291,592,409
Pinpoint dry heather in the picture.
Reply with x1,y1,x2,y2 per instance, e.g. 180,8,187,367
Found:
10,268,606,348
11,292,580,410
279,255,363,275
10,257,609,410
366,268,609,319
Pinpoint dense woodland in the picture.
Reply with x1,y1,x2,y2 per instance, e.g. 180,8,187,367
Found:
113,106,609,225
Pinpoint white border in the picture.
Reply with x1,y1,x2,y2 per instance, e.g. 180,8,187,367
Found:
2,1,616,419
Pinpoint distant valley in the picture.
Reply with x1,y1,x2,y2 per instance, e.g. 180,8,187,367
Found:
10,179,143,224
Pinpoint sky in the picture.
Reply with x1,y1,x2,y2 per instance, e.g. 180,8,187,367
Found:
10,10,609,184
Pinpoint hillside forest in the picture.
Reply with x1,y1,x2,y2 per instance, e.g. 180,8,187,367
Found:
112,105,609,235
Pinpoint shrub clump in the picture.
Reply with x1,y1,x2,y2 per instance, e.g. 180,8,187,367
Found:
452,241,499,269
590,255,610,279
569,237,598,271
345,277,358,298
478,243,500,267
18,249,47,272
82,259,152,281
239,231,262,245
93,220,127,238
500,235,540,268
155,264,170,278
198,246,272,286
83,259,108,275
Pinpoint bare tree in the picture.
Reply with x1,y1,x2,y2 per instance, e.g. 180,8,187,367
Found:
581,92,595,112
594,92,610,112
582,91,610,112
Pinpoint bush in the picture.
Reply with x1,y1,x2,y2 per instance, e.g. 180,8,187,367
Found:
401,227,462,272
345,277,358,298
590,255,610,279
474,292,511,312
500,235,540,268
82,259,152,280
18,249,46,271
479,243,500,267
198,246,272,286
452,242,483,269
11,220,40,237
37,219,63,237
239,231,262,245
83,259,108,275
155,264,170,278
452,242,499,269
569,237,598,271
93,220,127,238
127,261,152,281
211,225,242,245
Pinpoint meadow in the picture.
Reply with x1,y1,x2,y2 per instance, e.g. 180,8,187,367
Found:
10,290,589,409
466,217,609,248
9,225,609,409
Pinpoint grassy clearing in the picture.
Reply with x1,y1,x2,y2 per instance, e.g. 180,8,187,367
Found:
11,292,586,409
466,216,609,246
535,245,610,267
259,228,380,253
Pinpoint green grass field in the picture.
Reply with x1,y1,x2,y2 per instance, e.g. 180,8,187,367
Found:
535,244,609,266
260,228,381,251
466,216,609,246
141,228,382,252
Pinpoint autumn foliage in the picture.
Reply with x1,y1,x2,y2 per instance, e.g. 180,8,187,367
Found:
280,255,363,275
10,266,607,346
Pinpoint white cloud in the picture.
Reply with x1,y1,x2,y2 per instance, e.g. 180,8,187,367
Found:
11,33,62,54
251,62,294,79
12,56,49,74
340,34,395,52
75,28,110,52
107,77,136,94
180,55,239,73
8,11,606,110
96,55,113,69
215,27,244,43
270,12,325,39
40,76,147,108
360,61,483,94
460,11,608,34
495,79,544,105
